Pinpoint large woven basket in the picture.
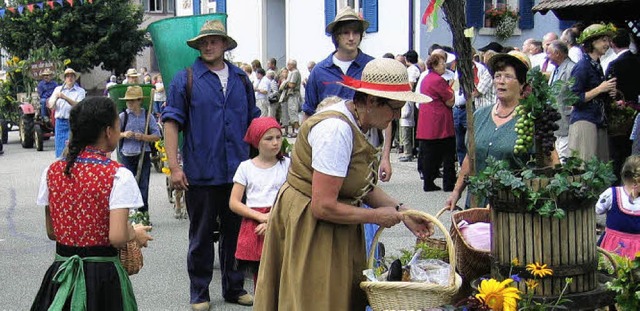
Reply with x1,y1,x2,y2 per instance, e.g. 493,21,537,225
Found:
450,208,491,282
119,240,144,275
360,210,462,311
416,207,449,263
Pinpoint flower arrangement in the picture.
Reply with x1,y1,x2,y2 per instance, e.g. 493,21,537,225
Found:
484,5,519,40
154,140,171,176
450,260,572,310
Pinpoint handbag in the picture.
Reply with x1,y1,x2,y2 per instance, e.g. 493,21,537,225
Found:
268,91,279,104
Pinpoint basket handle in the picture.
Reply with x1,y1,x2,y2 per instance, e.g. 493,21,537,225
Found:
367,209,457,288
597,247,618,271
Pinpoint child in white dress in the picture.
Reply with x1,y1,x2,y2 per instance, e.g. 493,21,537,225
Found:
230,117,290,284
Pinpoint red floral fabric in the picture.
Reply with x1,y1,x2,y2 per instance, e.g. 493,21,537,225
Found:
235,207,271,261
47,148,121,247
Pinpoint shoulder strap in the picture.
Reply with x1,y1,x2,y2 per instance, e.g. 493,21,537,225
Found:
186,67,193,105
118,110,128,152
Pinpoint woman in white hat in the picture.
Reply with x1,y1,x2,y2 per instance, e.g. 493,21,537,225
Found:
254,58,434,311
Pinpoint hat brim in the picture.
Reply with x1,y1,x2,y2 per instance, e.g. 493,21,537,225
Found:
487,54,529,77
187,32,238,51
325,18,370,34
579,31,616,44
120,96,147,101
338,83,432,103
60,72,80,80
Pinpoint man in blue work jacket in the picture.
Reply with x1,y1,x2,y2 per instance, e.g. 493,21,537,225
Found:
162,20,260,311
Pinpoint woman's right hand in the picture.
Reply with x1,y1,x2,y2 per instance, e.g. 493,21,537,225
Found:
374,207,403,228
444,191,460,211
133,224,153,247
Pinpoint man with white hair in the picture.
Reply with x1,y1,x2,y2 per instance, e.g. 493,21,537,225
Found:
539,32,558,74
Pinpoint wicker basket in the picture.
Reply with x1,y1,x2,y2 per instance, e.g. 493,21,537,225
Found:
119,240,144,275
360,210,462,311
416,207,449,262
450,208,491,282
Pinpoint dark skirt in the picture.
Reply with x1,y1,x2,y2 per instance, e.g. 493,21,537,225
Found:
31,244,126,311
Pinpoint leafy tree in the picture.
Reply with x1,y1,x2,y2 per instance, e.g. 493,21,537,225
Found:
0,0,150,75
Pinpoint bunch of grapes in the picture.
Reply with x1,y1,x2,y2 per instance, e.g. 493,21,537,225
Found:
514,106,534,154
513,104,561,156
535,104,561,156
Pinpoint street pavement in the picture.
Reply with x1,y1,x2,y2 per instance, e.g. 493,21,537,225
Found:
0,130,456,310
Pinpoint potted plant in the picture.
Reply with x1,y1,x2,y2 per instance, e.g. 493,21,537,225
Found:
465,69,616,300
484,5,519,40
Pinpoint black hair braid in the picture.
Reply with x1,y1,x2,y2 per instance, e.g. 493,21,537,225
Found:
63,97,118,176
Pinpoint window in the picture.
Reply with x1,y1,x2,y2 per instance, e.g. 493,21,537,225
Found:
483,0,516,28
145,0,163,13
166,0,174,13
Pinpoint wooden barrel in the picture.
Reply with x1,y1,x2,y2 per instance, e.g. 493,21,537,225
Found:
490,175,598,296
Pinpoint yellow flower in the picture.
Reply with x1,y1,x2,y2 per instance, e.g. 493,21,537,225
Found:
526,262,553,278
161,155,168,162
12,56,19,63
511,257,520,266
524,279,538,290
63,59,72,66
154,140,162,150
476,278,521,311
161,167,171,176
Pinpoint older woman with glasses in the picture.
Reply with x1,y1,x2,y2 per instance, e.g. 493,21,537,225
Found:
445,51,531,210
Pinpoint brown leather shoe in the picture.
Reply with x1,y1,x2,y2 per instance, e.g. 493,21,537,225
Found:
191,301,210,311
235,293,254,306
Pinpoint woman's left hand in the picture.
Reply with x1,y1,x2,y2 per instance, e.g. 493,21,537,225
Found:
402,213,434,240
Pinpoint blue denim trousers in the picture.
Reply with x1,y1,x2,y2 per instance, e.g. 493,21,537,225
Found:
54,118,70,158
119,151,151,212
453,106,467,166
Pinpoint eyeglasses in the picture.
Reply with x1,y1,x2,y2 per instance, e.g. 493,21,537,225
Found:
493,73,517,82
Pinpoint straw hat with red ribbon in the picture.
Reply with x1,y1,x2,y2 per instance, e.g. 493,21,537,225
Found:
338,58,432,103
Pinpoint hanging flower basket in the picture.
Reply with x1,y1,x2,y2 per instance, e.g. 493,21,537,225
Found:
495,15,518,41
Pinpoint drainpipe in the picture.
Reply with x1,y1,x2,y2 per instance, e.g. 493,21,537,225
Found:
408,0,415,50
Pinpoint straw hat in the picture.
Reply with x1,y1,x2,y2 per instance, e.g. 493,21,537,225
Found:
120,86,146,101
60,68,80,80
325,6,370,33
338,58,432,103
577,23,616,44
487,51,531,80
126,68,140,77
187,19,238,51
40,68,53,76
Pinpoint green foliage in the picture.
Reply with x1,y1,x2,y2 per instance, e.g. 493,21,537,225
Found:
468,156,616,218
129,211,151,227
0,0,149,75
606,253,640,310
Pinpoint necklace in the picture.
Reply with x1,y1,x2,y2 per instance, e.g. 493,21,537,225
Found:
493,104,516,119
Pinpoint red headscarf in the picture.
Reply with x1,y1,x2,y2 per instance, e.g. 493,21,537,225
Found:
243,117,282,149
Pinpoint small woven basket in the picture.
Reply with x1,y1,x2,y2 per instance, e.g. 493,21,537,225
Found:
119,240,144,275
450,208,491,281
360,210,462,311
415,207,449,262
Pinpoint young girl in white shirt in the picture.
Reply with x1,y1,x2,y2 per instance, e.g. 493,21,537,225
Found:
230,117,290,285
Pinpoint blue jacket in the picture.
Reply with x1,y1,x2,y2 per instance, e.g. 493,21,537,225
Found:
162,58,260,185
302,49,374,116
570,54,607,127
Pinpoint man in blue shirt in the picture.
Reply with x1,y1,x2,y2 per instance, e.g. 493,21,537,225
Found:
302,6,393,183
37,69,58,121
569,23,617,162
162,20,260,310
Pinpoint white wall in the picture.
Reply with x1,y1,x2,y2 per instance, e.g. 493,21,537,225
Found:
226,0,262,64
359,1,411,58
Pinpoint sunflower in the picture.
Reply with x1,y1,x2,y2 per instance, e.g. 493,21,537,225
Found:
526,262,553,278
476,278,521,311
161,167,171,176
524,279,539,290
511,257,520,266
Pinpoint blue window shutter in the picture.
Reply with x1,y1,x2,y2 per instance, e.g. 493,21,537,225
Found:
325,0,336,35
217,0,226,13
362,0,378,33
519,0,534,30
466,0,483,29
559,19,575,30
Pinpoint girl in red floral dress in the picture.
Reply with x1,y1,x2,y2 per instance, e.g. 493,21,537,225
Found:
32,97,153,311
